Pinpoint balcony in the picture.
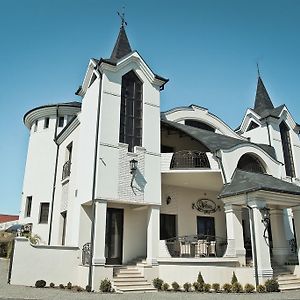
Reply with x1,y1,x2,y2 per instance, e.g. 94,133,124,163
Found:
161,151,223,191
62,160,71,180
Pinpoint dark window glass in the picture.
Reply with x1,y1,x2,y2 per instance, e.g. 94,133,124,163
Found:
197,216,215,238
39,203,49,224
89,73,97,87
161,145,175,153
58,116,64,127
185,120,215,132
237,154,265,174
119,71,143,152
25,196,32,218
34,120,38,132
44,117,50,129
160,214,176,240
246,121,259,132
280,122,295,177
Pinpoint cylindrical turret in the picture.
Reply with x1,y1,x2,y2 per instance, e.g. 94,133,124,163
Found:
19,102,81,243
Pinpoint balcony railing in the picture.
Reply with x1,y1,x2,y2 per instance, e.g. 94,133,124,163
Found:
165,234,227,258
62,160,71,180
170,151,210,169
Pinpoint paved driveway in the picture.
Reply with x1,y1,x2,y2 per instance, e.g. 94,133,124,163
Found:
1,259,300,299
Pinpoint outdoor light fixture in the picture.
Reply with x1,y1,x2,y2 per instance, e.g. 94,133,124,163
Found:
260,207,270,227
130,159,138,174
166,196,172,205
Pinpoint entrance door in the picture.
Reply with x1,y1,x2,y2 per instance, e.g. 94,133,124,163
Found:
197,216,215,238
105,208,124,265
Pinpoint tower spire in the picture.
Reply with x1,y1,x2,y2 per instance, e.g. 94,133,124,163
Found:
110,9,132,61
253,74,274,115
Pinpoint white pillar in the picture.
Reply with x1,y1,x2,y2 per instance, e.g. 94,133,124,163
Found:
270,209,289,265
224,204,246,265
292,206,300,264
92,200,107,265
248,200,273,283
146,205,159,265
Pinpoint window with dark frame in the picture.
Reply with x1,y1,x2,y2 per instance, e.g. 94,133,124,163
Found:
44,117,50,129
119,71,143,152
39,203,50,224
58,116,64,127
160,214,177,240
25,196,32,218
280,121,295,177
34,120,38,132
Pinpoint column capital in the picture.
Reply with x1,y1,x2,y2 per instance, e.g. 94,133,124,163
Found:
224,203,243,213
269,208,284,216
247,199,266,209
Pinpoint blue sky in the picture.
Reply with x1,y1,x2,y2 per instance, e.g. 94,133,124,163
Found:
0,0,299,214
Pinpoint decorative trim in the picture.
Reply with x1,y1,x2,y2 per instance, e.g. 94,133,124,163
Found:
144,101,160,108
103,90,121,98
192,198,221,214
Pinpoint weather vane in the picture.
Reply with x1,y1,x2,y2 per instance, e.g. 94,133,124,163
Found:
256,62,261,78
117,6,127,27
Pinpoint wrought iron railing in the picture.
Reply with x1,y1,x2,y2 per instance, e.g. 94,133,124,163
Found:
82,242,91,266
165,234,227,258
62,160,71,180
170,151,210,169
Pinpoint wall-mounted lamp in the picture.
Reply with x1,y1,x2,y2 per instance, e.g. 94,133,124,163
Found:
166,196,172,205
260,207,270,227
130,159,138,175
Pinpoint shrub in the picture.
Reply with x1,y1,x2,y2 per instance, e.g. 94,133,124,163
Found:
67,282,72,289
193,281,202,292
76,286,84,292
232,282,243,293
59,284,65,289
244,283,255,293
152,278,164,290
265,278,279,292
197,272,205,285
257,284,266,293
100,278,112,293
231,272,238,285
86,285,92,292
35,280,46,288
203,283,211,292
212,283,220,293
183,282,191,292
49,282,55,288
222,283,232,293
171,281,180,291
162,282,169,291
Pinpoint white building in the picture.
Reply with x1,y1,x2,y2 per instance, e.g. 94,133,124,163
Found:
10,24,300,292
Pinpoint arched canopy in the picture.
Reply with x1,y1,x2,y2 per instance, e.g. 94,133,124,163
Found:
237,153,266,174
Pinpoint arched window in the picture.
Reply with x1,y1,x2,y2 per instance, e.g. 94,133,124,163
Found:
280,121,295,177
237,154,265,174
185,120,215,132
119,71,143,152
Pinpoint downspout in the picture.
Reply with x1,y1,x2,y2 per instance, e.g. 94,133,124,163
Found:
88,66,103,289
246,194,259,286
214,150,227,184
48,105,60,245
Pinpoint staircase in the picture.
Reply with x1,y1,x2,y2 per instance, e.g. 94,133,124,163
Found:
273,263,300,291
113,264,157,293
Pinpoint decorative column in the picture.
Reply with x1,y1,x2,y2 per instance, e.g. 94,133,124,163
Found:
270,209,289,265
92,200,107,265
224,204,246,265
146,205,160,265
292,206,300,264
248,199,273,283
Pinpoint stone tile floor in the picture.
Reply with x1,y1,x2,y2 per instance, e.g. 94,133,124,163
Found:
1,259,300,299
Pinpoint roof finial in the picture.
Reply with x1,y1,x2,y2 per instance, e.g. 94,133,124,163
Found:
256,62,261,78
117,6,127,28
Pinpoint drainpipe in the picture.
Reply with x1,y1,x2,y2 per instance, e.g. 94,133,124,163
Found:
214,150,227,184
246,195,259,286
48,105,60,245
88,66,103,289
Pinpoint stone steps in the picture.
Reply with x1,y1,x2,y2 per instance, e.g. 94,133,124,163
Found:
113,266,156,293
274,266,300,291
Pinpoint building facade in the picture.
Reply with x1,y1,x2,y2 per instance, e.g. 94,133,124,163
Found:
10,24,300,291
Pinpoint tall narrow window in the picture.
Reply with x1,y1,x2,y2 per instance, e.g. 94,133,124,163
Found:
39,203,49,224
58,116,64,127
280,121,295,177
119,71,143,152
34,120,38,132
25,196,32,218
44,117,50,129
